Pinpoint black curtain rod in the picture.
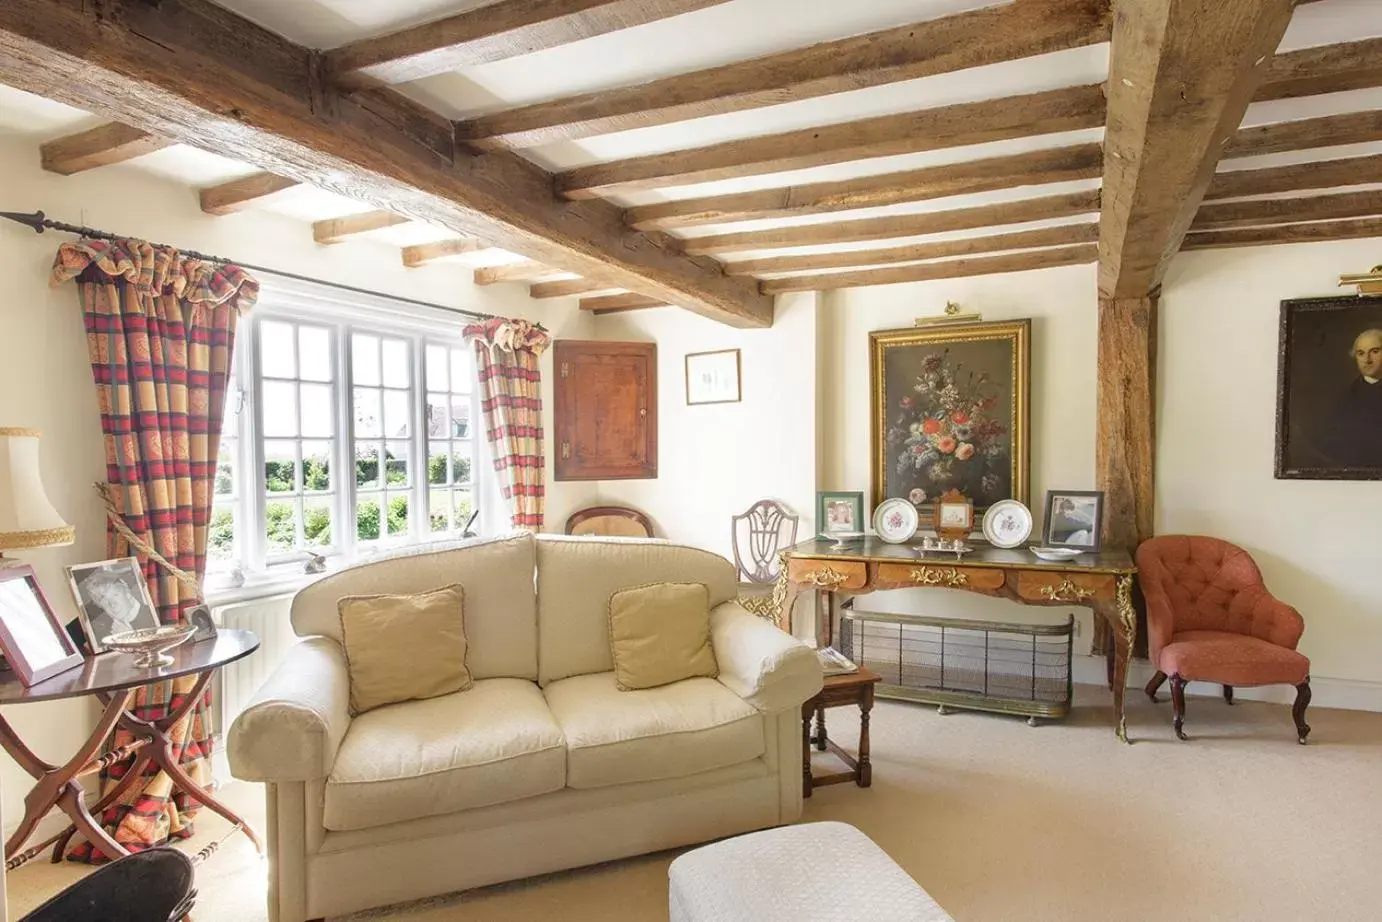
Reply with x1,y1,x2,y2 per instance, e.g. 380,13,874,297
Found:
0,209,545,329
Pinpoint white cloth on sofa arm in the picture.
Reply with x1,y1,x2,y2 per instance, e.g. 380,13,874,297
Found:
543,673,764,789
324,678,567,832
710,601,823,713
228,637,352,783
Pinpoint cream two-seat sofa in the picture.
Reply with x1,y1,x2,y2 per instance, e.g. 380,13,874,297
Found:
227,532,823,922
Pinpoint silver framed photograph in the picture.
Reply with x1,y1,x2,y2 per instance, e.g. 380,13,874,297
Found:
1041,491,1104,553
65,557,161,654
0,565,84,686
685,349,742,405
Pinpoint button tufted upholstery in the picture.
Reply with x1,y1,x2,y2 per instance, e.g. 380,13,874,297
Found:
1137,536,1308,686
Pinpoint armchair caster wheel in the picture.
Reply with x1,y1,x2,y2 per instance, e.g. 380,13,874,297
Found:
937,705,951,716
1027,716,1040,727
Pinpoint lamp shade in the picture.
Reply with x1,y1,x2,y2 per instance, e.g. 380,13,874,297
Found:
0,428,74,550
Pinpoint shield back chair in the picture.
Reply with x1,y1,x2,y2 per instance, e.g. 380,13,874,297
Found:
564,505,655,538
732,500,799,586
1137,535,1311,743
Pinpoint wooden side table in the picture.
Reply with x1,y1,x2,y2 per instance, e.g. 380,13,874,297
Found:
801,667,880,797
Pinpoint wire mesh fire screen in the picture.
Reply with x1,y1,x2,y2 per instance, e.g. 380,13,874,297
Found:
838,601,1074,723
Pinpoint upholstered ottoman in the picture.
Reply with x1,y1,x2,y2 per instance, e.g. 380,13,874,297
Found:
668,821,954,922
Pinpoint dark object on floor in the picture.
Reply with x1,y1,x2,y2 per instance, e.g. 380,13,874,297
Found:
18,847,196,922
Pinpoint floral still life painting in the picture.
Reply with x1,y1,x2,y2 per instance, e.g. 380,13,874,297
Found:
870,320,1030,514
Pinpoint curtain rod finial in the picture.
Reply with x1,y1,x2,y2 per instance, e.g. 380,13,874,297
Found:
0,211,47,234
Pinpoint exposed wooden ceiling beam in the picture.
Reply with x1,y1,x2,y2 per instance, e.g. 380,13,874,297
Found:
0,0,773,328
759,244,1099,294
580,293,667,314
1192,189,1382,230
402,238,485,267
556,84,1107,199
39,122,174,174
199,172,301,215
313,210,411,245
1256,37,1382,101
458,0,1111,150
1205,153,1382,202
723,223,1100,277
1097,0,1295,299
473,261,562,285
1181,217,1382,250
680,190,1100,256
1225,110,1382,160
325,0,731,86
625,144,1105,231
530,278,612,299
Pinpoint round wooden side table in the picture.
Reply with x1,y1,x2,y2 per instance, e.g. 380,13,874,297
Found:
0,629,262,869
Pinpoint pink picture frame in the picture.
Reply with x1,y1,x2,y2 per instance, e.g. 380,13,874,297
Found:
0,565,85,686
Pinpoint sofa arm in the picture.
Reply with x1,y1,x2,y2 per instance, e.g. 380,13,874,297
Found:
227,636,352,783
711,601,823,713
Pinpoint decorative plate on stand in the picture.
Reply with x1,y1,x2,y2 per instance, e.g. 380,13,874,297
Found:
981,499,1033,549
872,498,919,544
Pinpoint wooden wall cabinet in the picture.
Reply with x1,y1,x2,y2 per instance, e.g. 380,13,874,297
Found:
553,340,657,481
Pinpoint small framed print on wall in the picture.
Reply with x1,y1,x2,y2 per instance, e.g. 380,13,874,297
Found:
685,349,741,405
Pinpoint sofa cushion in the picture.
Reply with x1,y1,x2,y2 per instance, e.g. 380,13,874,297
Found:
323,678,565,832
293,532,538,681
536,535,738,685
543,672,763,789
1159,630,1310,687
609,582,717,691
338,585,472,715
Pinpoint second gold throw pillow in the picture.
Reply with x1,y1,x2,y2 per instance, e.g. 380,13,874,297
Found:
608,581,717,691
338,584,471,715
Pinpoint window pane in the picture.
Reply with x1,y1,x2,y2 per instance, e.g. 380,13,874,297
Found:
450,348,472,393
453,490,474,530
302,441,332,492
303,499,332,548
262,381,298,437
352,334,380,386
385,441,410,487
387,494,410,536
382,339,409,388
425,394,448,438
215,443,235,496
298,326,332,382
383,389,410,438
451,446,472,486
300,384,333,437
428,490,450,533
265,499,298,552
353,388,381,438
425,345,448,392
427,444,448,486
355,445,380,489
264,441,297,493
209,504,235,561
260,321,296,378
450,398,471,439
356,495,381,541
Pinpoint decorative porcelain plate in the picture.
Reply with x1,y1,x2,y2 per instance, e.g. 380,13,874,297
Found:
1030,546,1084,561
872,498,919,544
981,499,1033,549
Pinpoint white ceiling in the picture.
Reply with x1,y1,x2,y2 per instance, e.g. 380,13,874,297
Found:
1,0,1381,283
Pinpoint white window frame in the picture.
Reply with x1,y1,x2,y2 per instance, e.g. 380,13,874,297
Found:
209,275,497,596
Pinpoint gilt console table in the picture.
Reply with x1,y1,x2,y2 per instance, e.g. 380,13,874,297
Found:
771,538,1138,742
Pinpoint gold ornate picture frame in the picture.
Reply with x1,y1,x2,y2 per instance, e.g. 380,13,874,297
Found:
870,319,1030,516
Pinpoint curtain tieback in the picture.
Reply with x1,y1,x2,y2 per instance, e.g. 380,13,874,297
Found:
95,483,203,602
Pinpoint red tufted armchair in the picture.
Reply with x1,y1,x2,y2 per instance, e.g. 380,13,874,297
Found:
1136,536,1311,743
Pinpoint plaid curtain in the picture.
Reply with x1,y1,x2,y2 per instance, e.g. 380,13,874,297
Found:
51,239,256,860
463,318,550,531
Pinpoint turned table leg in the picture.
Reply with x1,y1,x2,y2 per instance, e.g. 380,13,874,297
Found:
856,685,875,788
801,709,813,799
813,707,827,751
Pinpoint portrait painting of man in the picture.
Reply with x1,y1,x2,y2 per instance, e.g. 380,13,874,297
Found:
1277,296,1382,479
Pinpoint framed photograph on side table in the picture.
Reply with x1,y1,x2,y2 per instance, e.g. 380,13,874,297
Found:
685,349,741,405
0,565,84,685
1041,491,1104,553
817,491,865,538
65,557,161,654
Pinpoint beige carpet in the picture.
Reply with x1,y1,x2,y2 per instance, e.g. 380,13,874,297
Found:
8,685,1381,921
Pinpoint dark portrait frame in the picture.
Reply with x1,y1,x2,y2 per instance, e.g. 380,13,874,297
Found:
1276,295,1382,480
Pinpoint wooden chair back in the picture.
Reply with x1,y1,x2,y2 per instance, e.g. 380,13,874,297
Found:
731,500,799,583
564,505,655,538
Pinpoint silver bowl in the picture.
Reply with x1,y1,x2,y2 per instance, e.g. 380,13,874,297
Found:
104,624,197,668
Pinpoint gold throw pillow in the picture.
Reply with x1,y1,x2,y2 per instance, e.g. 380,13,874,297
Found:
608,582,717,691
338,584,472,715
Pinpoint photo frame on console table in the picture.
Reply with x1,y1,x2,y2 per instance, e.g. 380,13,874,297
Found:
1276,295,1382,480
870,320,1030,516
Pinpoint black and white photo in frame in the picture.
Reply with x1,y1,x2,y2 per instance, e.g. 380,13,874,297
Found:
65,557,161,653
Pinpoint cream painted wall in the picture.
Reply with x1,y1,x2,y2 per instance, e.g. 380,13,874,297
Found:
0,135,593,830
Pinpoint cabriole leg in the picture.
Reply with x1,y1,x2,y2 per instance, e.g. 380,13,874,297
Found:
1170,674,1188,741
1293,679,1312,745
